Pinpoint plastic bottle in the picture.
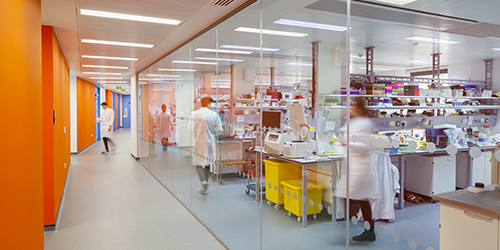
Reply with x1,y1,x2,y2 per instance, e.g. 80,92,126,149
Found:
360,86,367,95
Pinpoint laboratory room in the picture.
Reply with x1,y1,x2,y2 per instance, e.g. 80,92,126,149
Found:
135,0,500,249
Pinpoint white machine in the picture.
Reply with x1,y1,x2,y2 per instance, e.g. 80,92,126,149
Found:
283,123,317,158
264,132,297,155
283,141,317,158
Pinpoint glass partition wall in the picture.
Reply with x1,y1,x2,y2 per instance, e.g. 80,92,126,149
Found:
137,0,500,249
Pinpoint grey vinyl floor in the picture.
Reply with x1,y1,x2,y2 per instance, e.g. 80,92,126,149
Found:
139,141,441,250
44,128,227,250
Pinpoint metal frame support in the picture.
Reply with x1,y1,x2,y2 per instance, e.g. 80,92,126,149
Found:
269,67,275,92
432,53,441,89
365,46,375,82
484,59,493,90
312,41,320,119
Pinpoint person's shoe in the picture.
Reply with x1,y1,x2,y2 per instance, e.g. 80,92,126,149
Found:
199,181,209,195
101,151,109,155
352,228,376,241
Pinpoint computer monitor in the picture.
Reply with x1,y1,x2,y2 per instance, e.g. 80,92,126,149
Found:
287,103,306,132
262,111,281,129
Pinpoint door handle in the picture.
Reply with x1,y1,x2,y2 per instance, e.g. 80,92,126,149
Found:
464,211,494,222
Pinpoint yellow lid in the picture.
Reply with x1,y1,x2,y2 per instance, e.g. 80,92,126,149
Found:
281,179,325,191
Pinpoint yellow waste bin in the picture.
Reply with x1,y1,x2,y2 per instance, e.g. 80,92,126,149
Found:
264,159,301,209
281,179,324,222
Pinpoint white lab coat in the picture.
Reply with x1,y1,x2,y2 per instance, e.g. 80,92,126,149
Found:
336,117,378,200
158,111,173,139
369,151,400,221
191,107,223,166
100,108,115,138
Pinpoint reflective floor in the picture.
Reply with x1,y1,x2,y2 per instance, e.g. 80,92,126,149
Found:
140,142,441,250
44,129,226,250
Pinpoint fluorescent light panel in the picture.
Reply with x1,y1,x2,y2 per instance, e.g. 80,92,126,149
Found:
405,36,460,44
146,74,180,77
274,19,347,32
235,27,308,37
82,55,138,61
89,77,123,79
407,60,432,64
287,62,312,66
80,9,181,25
98,81,128,84
81,39,153,48
172,60,218,65
220,44,279,52
158,68,197,72
373,0,418,5
194,57,243,62
359,66,391,71
83,72,122,75
493,48,500,51
83,65,128,69
195,48,252,54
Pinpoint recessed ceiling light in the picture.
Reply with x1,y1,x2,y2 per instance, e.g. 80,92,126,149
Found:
372,0,418,5
81,39,153,48
235,27,308,37
492,48,500,51
89,77,123,79
194,57,244,62
274,19,347,32
82,55,138,61
146,74,180,77
220,45,279,52
139,82,148,84
83,65,129,69
350,55,366,59
195,48,252,54
80,9,181,25
172,60,218,65
287,62,313,66
405,36,460,44
359,66,391,71
98,81,128,84
82,72,123,75
158,69,197,72
407,60,433,64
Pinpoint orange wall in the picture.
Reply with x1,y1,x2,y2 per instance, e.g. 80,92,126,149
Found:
115,93,119,130
77,77,96,152
51,27,71,224
41,25,55,226
41,25,71,226
0,0,44,249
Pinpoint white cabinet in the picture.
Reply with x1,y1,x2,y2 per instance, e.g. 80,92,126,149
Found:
405,155,456,196
440,203,499,250
457,151,493,188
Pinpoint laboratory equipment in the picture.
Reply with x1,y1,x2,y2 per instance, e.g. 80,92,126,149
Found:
287,103,306,132
264,132,296,155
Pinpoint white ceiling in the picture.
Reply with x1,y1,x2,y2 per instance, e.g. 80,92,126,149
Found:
140,0,500,83
41,0,253,93
42,0,500,92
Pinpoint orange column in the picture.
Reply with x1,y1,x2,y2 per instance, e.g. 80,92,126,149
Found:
115,92,119,130
0,0,44,249
41,25,55,226
76,78,96,151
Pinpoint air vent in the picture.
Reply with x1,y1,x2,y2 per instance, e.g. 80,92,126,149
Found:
211,0,234,7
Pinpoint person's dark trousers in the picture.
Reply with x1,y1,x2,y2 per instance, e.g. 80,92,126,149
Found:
196,165,211,183
102,137,115,152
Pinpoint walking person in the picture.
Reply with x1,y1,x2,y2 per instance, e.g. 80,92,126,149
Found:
191,97,222,195
97,102,116,155
337,98,378,241
158,104,173,151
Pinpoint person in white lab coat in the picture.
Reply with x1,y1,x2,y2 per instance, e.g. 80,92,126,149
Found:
191,97,222,195
338,98,378,241
98,102,115,155
158,104,173,151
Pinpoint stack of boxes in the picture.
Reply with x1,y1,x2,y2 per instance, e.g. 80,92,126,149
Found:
404,85,419,96
364,83,385,95
392,82,404,96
